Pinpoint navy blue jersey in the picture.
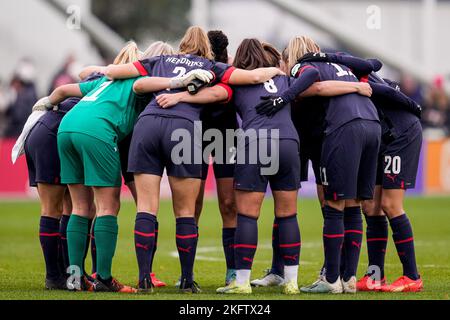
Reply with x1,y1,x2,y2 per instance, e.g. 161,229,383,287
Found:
294,62,379,135
369,73,420,136
233,75,299,142
37,72,104,134
135,54,234,122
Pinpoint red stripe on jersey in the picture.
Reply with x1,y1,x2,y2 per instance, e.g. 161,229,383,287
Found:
297,65,317,77
360,75,369,83
133,61,149,76
216,83,233,103
221,67,236,84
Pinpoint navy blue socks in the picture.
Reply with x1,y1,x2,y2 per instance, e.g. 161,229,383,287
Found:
40,217,61,280
390,214,419,280
323,206,345,283
134,212,157,282
342,207,363,281
176,217,199,285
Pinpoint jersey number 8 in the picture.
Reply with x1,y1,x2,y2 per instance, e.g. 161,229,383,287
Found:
264,79,278,94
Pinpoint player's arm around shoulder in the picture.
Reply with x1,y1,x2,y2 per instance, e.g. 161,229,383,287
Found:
227,67,284,85
156,84,232,109
302,81,372,98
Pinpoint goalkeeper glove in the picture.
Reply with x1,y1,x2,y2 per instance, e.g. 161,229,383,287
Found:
32,97,55,112
169,69,213,89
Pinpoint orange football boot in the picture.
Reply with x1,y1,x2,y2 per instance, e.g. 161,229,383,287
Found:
356,275,387,292
93,277,138,293
381,276,423,293
151,273,167,287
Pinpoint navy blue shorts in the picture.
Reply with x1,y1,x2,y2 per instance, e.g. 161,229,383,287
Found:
300,136,323,184
376,121,422,189
321,119,381,201
201,112,238,180
234,138,301,192
128,115,203,179
24,122,62,187
119,133,134,184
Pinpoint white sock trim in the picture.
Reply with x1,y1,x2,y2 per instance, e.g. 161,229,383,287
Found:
284,265,299,282
236,270,251,285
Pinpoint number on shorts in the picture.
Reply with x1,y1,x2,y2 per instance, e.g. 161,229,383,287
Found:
264,79,278,94
173,66,187,78
320,167,329,186
82,81,113,102
384,155,401,174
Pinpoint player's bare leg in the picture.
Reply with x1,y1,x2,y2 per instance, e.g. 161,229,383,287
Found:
169,177,202,293
195,178,237,288
194,181,206,224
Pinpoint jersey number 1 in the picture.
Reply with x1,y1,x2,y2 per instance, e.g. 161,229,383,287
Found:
83,81,113,102
328,63,356,78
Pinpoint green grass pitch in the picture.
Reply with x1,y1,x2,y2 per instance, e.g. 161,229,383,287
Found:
0,197,449,300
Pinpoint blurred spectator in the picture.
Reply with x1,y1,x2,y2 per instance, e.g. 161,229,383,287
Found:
400,73,425,106
48,54,83,94
0,79,9,136
422,75,450,138
3,59,38,138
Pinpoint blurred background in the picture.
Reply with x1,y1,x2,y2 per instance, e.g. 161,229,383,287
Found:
0,0,449,198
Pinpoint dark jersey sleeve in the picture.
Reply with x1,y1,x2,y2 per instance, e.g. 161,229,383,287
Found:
281,68,319,103
370,80,422,118
211,62,236,85
291,63,320,79
300,52,377,78
133,56,160,76
329,54,375,78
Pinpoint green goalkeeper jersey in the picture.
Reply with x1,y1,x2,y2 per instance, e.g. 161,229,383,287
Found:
59,76,147,145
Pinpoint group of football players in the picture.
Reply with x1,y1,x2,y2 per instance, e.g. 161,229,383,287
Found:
21,25,423,295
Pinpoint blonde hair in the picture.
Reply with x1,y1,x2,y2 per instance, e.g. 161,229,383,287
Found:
179,26,213,60
143,41,175,59
287,36,321,71
113,41,141,65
